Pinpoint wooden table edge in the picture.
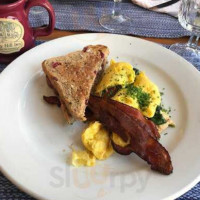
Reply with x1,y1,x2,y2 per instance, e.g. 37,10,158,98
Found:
38,30,191,45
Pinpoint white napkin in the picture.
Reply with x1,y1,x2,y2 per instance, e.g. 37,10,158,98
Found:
131,0,180,17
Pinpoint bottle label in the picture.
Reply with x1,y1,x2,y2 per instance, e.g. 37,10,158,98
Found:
0,18,25,54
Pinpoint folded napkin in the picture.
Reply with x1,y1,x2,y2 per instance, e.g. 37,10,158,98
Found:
131,0,180,17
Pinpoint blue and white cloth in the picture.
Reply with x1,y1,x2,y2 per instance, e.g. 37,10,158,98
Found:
29,0,190,38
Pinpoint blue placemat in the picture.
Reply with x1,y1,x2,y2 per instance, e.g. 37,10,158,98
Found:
0,40,200,200
29,0,190,38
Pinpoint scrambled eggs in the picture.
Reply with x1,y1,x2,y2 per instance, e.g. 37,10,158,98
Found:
113,71,161,118
72,150,96,167
95,60,135,95
134,72,161,117
111,133,130,147
112,88,139,110
82,121,114,160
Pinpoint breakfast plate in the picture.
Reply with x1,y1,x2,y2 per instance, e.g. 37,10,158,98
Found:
0,33,200,200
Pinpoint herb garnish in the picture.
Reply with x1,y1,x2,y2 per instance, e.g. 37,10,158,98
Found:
133,68,140,75
101,85,121,98
150,105,167,125
126,84,151,111
169,124,175,127
160,92,164,96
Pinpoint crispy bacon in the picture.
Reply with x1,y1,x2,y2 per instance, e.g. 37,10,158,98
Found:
111,141,133,155
43,96,61,107
86,95,173,175
109,99,160,140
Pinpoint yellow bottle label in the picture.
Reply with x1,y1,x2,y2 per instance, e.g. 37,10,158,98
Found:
0,18,25,54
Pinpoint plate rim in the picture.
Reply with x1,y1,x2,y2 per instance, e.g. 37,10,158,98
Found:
0,33,200,200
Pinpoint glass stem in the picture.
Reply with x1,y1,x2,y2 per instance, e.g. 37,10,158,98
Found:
112,0,122,16
187,34,195,48
194,36,200,48
187,34,200,49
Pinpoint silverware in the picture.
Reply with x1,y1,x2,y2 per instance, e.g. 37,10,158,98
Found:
149,0,180,10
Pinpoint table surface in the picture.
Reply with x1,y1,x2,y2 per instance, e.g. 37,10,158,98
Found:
38,30,194,45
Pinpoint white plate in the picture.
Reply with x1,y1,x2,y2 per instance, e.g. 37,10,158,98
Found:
0,33,200,200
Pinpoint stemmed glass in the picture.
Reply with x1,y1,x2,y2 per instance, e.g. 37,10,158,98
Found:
99,0,130,31
170,0,200,57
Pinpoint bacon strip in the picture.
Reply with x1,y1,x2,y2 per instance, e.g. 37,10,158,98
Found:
109,99,160,140
43,96,61,107
86,95,173,175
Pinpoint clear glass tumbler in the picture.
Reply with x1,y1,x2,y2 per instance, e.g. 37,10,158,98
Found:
170,0,200,55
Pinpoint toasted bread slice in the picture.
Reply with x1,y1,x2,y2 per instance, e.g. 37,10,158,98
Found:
83,45,109,67
43,45,109,123
83,45,109,90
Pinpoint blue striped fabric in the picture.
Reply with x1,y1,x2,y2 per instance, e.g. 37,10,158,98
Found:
0,40,200,200
28,0,190,38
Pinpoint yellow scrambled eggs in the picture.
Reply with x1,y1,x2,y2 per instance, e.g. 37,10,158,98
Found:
71,150,96,167
71,122,113,167
95,60,135,95
82,121,114,160
111,133,129,147
113,71,161,118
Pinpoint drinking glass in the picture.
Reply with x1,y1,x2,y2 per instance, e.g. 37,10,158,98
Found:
170,0,200,55
99,0,130,31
